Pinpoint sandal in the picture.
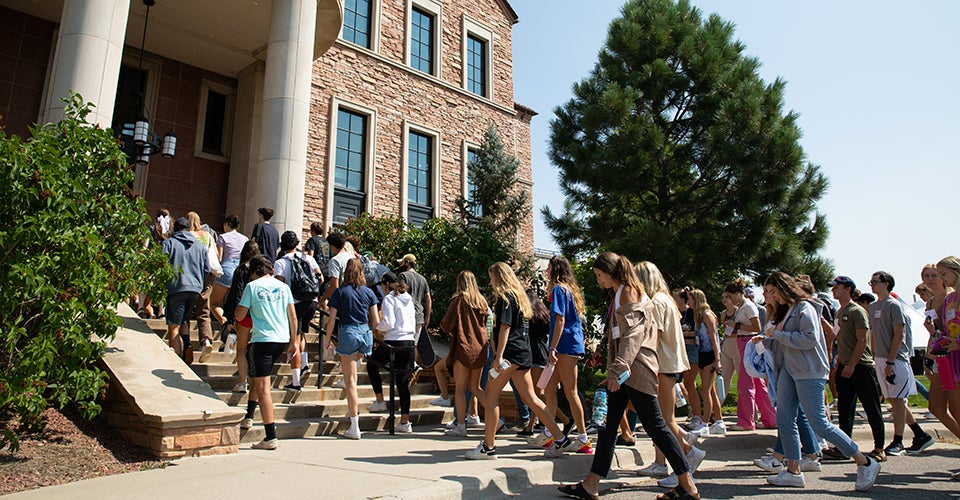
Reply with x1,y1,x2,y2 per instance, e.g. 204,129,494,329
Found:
557,482,599,500
656,486,700,500
616,435,636,447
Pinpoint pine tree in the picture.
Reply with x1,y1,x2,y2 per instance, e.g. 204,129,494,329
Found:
545,0,833,292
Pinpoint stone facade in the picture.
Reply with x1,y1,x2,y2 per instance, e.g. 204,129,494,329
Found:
306,0,535,252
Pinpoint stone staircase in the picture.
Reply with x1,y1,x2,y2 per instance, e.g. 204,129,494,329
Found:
144,319,454,443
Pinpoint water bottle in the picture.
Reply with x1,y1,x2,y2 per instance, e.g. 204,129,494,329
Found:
592,387,608,428
675,384,687,408
716,374,726,402
224,332,237,355
489,359,510,379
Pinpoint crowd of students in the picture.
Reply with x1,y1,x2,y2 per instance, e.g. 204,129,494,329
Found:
145,209,960,498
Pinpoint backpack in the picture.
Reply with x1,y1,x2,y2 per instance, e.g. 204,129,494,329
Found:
289,252,320,301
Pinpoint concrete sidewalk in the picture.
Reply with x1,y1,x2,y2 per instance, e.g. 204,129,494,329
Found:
5,426,642,500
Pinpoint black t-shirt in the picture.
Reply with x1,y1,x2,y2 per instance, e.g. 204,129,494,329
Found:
680,309,695,339
252,223,279,265
528,317,549,366
303,236,331,278
493,294,532,369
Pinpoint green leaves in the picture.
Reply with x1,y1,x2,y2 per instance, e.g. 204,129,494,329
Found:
0,93,173,452
546,0,833,299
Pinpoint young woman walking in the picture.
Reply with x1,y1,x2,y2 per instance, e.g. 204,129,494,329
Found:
323,259,379,440
235,255,298,450
441,271,489,437
755,272,879,491
688,289,723,435
223,240,261,394
559,252,698,500
212,214,248,327
366,271,417,432
465,263,568,460
540,256,592,454
724,278,776,431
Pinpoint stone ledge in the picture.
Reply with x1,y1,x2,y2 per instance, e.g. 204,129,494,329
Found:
97,303,245,458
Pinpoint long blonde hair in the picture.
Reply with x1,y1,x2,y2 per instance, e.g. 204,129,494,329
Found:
688,288,713,330
186,211,203,232
455,270,488,311
546,255,586,314
634,261,670,297
488,262,532,318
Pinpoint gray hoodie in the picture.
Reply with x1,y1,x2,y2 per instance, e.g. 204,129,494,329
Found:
765,299,829,381
162,230,210,295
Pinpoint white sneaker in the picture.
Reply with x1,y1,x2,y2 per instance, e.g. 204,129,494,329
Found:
657,473,695,488
800,456,822,472
395,422,412,433
368,401,388,412
767,470,805,487
637,462,669,478
754,455,783,473
543,437,571,458
444,420,457,429
430,396,452,407
232,382,248,393
465,414,481,425
343,426,361,440
528,433,554,448
332,378,345,388
686,445,706,472
444,424,467,437
251,438,277,450
465,440,497,460
684,415,704,430
689,421,709,437
198,340,213,363
240,418,253,430
708,420,726,436
855,456,880,491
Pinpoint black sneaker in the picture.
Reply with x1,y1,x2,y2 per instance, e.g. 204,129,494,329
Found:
283,383,302,393
884,442,905,456
905,433,935,454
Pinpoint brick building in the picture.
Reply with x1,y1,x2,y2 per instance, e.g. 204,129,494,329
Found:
0,0,534,252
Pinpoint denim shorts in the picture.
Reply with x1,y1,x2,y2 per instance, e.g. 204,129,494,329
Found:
684,342,699,366
336,323,372,356
215,258,239,287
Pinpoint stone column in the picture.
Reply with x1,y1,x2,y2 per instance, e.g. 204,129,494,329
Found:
43,0,130,127
248,0,316,234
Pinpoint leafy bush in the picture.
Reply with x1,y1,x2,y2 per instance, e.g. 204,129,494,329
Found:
0,94,171,451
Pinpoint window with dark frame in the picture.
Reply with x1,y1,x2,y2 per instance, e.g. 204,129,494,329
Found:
342,0,372,48
466,148,481,216
408,131,431,207
201,90,227,156
410,7,434,74
466,35,486,96
335,109,366,191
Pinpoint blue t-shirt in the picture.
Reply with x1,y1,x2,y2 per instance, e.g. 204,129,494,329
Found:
238,276,294,344
329,284,378,325
549,285,585,355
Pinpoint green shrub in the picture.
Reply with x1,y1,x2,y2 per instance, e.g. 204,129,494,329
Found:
0,94,171,452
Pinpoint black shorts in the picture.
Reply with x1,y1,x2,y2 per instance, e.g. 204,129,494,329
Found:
165,291,199,325
663,372,683,383
294,300,318,334
698,350,716,369
247,342,288,378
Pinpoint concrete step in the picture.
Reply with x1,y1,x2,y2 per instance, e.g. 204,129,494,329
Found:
217,385,441,406
237,409,453,442
247,400,455,422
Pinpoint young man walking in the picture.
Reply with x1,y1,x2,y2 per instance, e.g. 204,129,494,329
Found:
868,271,935,456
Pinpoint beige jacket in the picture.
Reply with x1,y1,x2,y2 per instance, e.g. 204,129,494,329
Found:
607,298,660,397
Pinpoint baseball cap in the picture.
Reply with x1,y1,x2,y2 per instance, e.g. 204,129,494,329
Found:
378,271,399,285
173,217,190,231
744,287,755,298
397,253,417,264
826,275,856,289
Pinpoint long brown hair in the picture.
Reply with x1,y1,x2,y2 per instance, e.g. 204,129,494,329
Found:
342,258,367,288
592,252,643,296
764,271,810,324
546,255,586,315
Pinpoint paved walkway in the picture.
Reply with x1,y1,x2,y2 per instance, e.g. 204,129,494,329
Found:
6,411,958,499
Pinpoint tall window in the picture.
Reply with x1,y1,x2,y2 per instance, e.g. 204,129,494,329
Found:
410,7,434,74
335,109,366,191
342,0,372,48
408,131,431,206
466,35,486,96
466,148,481,216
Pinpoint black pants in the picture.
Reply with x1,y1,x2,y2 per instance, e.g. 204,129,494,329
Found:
367,340,415,414
592,383,689,477
836,362,886,449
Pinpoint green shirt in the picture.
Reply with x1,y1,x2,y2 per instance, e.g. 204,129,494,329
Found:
836,302,872,366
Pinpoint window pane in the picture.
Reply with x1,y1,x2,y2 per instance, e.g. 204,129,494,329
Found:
342,0,372,48
335,108,366,191
410,7,433,74
467,35,486,96
407,131,432,208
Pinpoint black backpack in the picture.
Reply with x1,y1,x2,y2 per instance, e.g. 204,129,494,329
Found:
289,253,320,301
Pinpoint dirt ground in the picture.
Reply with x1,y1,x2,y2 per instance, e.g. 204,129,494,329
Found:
0,406,163,495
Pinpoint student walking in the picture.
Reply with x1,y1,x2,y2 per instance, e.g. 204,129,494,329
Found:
559,252,698,500
235,255,298,450
440,271,489,437
923,261,960,439
366,272,417,433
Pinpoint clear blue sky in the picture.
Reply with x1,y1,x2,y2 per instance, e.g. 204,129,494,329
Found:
512,0,960,297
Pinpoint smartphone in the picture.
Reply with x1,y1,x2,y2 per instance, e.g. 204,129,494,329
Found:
617,369,630,385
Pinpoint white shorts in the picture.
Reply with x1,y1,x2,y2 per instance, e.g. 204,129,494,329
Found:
878,359,916,399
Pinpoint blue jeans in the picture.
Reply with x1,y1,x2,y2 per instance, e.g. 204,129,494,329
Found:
776,367,860,461
773,408,820,456
511,379,531,421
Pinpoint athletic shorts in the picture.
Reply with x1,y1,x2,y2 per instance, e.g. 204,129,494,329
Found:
662,372,683,383
165,291,199,325
248,342,288,378
337,323,373,356
294,300,318,334
698,350,716,369
878,359,917,399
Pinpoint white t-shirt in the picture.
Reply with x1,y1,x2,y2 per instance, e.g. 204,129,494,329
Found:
273,251,321,303
734,299,760,334
328,250,356,280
